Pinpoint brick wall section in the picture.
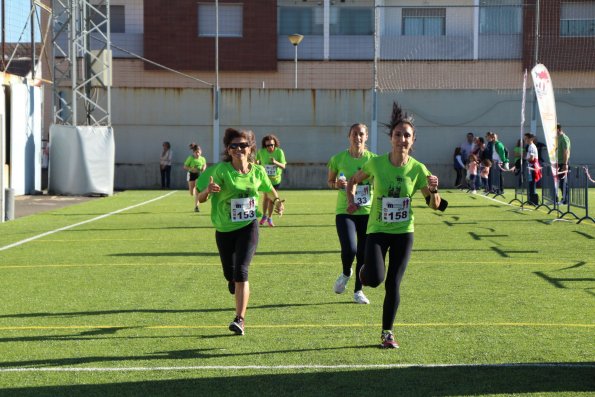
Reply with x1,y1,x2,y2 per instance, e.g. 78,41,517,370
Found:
523,0,595,71
144,0,277,71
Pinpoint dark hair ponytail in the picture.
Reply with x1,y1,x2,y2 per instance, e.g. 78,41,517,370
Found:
383,101,415,136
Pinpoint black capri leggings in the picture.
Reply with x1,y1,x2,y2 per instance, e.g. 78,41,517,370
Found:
335,214,369,292
361,232,414,330
215,220,259,283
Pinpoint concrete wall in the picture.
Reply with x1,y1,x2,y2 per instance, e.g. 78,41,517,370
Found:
112,87,595,190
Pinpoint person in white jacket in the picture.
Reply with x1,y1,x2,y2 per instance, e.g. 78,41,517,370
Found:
160,142,173,188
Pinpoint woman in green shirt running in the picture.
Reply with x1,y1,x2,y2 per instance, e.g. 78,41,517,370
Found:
347,102,446,349
197,128,285,336
327,123,376,304
183,144,207,212
256,134,287,227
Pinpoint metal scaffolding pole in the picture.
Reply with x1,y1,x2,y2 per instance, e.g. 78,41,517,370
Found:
52,0,111,126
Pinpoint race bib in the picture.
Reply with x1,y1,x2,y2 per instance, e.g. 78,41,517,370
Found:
382,197,411,223
230,197,257,222
265,165,277,176
354,185,371,207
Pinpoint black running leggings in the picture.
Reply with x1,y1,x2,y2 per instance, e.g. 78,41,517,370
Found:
361,232,414,330
215,220,259,283
335,214,368,292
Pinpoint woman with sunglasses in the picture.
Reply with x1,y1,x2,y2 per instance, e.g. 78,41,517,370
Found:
256,134,286,227
197,128,285,336
327,123,376,305
346,102,447,349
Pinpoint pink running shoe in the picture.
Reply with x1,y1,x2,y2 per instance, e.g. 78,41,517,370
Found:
380,330,399,349
259,216,267,226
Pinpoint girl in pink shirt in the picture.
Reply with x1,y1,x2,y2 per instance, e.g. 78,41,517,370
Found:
467,153,479,192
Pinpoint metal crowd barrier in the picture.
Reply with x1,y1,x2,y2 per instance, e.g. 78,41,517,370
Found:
509,162,527,206
486,161,592,224
559,165,594,224
536,164,559,215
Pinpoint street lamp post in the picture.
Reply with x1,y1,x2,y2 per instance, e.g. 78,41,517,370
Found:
288,34,304,89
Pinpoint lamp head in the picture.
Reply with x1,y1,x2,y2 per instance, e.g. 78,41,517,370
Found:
288,34,304,46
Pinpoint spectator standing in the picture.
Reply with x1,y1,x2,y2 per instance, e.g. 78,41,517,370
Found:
484,133,495,191
480,159,492,193
492,133,510,169
470,137,485,191
460,132,475,164
524,133,540,205
467,153,480,193
556,124,571,204
474,137,486,161
489,133,509,194
535,137,548,167
453,147,465,188
160,141,173,189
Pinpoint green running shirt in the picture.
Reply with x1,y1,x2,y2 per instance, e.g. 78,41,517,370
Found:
361,154,431,234
256,148,286,185
197,162,273,232
184,155,206,173
327,149,377,215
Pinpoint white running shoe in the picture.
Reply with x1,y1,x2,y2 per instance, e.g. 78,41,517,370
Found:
333,270,352,294
353,290,370,304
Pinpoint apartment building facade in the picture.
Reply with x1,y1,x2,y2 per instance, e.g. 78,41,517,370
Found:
62,0,595,188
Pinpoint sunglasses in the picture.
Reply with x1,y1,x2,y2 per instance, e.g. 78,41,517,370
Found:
229,142,250,150
265,144,275,148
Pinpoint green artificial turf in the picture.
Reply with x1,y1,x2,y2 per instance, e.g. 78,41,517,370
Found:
0,189,593,396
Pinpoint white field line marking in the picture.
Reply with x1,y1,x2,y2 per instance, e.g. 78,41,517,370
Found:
1,362,594,373
0,192,177,252
475,193,515,207
0,322,592,331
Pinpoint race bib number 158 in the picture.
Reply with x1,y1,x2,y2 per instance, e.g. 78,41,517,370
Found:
382,197,411,223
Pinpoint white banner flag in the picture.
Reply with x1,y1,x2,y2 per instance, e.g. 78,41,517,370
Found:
530,64,558,164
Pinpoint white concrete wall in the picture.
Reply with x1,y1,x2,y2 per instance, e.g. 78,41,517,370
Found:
111,87,595,190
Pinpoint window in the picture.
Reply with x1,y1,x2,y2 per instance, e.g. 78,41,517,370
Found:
90,5,125,33
479,2,522,34
198,3,243,37
402,8,445,36
332,7,373,35
560,1,595,37
279,7,317,35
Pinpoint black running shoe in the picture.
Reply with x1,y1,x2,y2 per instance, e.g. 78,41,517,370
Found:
229,316,245,336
